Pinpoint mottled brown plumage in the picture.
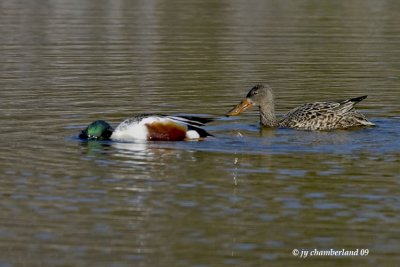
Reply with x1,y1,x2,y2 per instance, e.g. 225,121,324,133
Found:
227,84,375,131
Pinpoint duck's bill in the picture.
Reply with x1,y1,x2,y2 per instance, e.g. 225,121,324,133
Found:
226,99,253,116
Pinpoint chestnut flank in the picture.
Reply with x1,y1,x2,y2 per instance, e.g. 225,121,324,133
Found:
146,121,187,141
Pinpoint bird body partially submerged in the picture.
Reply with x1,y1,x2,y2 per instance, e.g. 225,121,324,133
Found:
227,84,375,131
79,115,213,141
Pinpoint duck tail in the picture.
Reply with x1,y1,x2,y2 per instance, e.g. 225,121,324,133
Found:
168,115,214,126
179,116,214,125
336,95,369,114
349,95,368,104
187,125,213,137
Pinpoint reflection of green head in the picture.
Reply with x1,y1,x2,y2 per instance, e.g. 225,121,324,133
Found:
79,120,114,140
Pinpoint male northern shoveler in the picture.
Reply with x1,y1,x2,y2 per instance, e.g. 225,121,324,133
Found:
79,115,213,141
226,84,375,131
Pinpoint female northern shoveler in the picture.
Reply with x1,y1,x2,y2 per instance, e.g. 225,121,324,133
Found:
226,84,375,131
79,115,213,141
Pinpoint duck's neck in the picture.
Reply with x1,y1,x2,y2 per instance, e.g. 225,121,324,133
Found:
259,100,278,127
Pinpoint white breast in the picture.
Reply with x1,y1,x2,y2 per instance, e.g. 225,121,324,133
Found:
111,118,152,141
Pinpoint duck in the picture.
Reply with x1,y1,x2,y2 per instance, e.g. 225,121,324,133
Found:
79,114,213,141
226,84,375,130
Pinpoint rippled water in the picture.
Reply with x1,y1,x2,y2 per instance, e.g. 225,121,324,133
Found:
1,0,400,266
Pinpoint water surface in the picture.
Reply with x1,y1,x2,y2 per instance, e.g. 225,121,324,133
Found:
1,0,400,266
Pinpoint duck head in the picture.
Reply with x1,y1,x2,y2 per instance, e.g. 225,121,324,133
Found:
226,84,274,116
79,120,114,140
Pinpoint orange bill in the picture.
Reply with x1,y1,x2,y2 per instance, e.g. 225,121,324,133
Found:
226,98,254,116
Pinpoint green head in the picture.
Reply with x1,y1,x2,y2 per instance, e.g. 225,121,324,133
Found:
79,120,114,140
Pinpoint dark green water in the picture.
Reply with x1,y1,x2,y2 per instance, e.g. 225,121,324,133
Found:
1,0,399,266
